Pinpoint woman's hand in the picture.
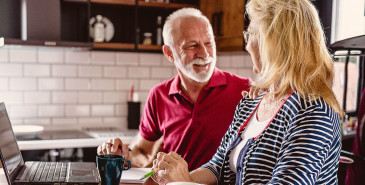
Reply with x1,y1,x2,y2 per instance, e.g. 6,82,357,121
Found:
153,152,192,183
242,85,264,99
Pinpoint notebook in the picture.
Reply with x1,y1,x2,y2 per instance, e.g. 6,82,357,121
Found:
120,167,150,184
0,102,99,185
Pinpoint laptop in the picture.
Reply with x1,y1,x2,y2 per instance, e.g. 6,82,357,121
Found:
0,103,99,185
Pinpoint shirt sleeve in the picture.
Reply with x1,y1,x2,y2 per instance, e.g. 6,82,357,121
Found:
139,88,162,141
267,104,341,184
200,97,246,180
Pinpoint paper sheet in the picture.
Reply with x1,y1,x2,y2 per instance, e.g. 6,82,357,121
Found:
120,168,151,184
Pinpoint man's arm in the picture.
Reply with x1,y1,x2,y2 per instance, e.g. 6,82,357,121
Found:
97,133,162,168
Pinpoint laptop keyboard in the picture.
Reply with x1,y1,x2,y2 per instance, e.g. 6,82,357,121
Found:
22,162,69,182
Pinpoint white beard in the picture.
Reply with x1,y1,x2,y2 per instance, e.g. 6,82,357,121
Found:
174,56,216,83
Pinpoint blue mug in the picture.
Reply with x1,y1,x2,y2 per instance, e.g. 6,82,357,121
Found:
96,155,132,185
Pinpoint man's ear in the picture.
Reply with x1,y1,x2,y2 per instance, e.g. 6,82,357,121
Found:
162,45,174,63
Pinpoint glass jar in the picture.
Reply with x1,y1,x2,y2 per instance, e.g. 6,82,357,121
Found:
143,32,152,45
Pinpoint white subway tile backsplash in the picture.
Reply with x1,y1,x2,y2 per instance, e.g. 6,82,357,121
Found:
9,119,23,125
92,105,114,116
128,67,150,78
78,117,102,125
139,91,150,102
52,118,77,125
0,92,23,104
103,117,126,126
65,51,90,64
151,67,173,78
9,48,37,63
79,66,102,77
217,55,231,68
103,92,127,103
139,53,162,66
104,67,127,78
237,69,255,79
230,55,246,68
161,57,173,67
25,92,50,104
116,52,139,66
10,78,37,90
39,78,64,90
66,105,90,117
242,55,254,68
92,51,115,65
38,49,64,63
24,118,51,125
0,78,8,90
0,46,251,128
78,92,102,103
66,79,90,90
10,105,37,118
0,48,9,62
116,79,139,91
116,104,127,116
52,92,78,104
0,64,22,77
91,79,115,90
52,65,77,77
140,80,161,91
38,105,64,117
24,64,50,76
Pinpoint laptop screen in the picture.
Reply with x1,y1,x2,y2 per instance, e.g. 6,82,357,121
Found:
0,103,24,181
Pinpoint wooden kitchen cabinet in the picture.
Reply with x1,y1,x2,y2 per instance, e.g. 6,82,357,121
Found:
200,0,245,52
0,0,198,52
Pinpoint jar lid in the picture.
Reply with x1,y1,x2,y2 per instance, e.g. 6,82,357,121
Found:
144,32,152,36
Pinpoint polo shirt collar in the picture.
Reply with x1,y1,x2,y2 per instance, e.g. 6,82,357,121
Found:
168,68,227,95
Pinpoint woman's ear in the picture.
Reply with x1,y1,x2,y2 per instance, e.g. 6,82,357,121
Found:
162,45,174,63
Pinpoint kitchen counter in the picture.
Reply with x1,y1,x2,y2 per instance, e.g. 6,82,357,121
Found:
17,129,139,151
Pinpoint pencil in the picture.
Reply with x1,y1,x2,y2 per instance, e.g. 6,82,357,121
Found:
139,169,155,180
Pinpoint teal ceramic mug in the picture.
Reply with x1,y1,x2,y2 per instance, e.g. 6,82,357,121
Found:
96,155,132,185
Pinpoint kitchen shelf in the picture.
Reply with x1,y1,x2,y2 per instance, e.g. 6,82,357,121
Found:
93,42,135,49
137,44,162,50
91,0,135,6
65,0,197,8
138,1,198,8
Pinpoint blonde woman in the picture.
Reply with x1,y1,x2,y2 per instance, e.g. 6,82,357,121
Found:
151,0,344,184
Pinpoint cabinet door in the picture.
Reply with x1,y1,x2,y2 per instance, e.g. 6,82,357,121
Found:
201,0,245,52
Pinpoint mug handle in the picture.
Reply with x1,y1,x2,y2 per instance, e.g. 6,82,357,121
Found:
122,160,131,171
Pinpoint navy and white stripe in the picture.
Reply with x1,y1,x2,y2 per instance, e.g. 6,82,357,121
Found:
201,92,341,185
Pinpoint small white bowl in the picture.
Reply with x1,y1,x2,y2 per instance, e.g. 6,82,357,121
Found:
13,125,44,138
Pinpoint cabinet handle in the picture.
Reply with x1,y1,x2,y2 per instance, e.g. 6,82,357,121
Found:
212,12,223,36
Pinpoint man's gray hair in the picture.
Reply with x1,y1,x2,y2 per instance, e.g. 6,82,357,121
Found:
162,8,213,47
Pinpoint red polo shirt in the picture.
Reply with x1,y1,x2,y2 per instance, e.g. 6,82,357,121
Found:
139,68,251,170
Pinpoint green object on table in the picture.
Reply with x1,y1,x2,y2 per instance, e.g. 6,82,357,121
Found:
139,169,155,180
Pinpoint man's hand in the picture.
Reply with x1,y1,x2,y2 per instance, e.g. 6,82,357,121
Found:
152,152,192,183
97,138,130,159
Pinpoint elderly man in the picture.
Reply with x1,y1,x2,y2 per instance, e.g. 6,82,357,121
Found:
98,8,251,170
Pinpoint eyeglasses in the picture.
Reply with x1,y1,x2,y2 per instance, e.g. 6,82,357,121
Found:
243,30,251,44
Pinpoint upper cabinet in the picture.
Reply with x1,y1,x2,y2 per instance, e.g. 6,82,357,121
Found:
200,0,245,52
0,0,198,52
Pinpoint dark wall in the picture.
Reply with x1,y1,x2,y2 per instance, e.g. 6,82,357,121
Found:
0,0,21,38
311,0,333,46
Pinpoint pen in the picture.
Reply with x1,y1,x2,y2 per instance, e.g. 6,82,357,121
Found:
139,169,155,180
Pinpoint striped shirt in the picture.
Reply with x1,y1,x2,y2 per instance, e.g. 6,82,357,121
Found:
201,92,341,185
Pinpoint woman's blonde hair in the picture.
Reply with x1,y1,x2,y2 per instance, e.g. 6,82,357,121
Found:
246,0,343,116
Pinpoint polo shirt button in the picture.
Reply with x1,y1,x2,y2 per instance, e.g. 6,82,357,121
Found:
237,167,242,171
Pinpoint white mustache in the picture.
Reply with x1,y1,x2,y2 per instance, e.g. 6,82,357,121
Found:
192,57,214,65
